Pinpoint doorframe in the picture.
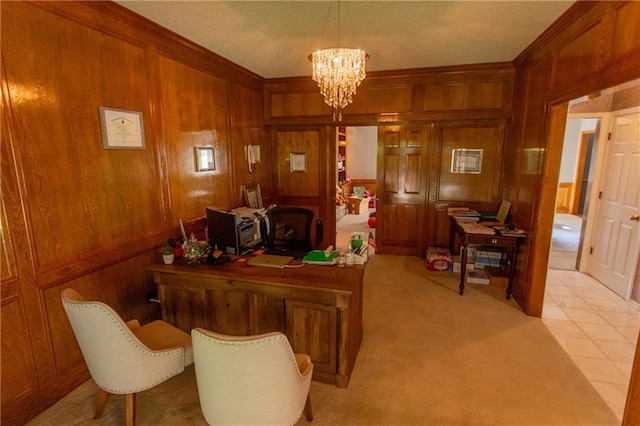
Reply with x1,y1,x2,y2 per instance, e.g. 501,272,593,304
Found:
571,130,595,215
562,112,611,273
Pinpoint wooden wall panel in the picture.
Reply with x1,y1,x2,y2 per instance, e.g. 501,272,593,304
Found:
514,58,553,230
159,56,233,218
347,80,414,114
273,130,321,197
268,88,328,119
1,59,42,421
229,84,270,207
269,127,332,248
1,2,265,423
437,124,505,203
610,2,640,62
424,80,507,112
264,64,515,125
0,298,38,406
3,4,163,269
43,252,159,374
427,121,506,247
551,20,605,89
0,200,17,286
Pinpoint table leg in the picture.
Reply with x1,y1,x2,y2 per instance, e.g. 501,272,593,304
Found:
459,244,467,295
449,221,456,254
506,247,518,300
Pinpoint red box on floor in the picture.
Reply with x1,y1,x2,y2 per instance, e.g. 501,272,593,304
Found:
425,247,452,271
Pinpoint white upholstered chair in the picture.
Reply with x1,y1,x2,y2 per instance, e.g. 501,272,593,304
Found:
191,328,313,425
61,288,193,426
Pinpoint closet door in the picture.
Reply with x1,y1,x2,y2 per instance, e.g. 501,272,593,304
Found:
376,126,430,256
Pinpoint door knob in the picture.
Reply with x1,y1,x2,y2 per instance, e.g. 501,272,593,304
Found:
631,215,640,222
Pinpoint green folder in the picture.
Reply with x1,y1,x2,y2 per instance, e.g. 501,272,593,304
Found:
302,250,339,265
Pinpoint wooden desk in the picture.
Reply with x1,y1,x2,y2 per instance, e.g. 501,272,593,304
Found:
449,217,525,299
147,260,364,388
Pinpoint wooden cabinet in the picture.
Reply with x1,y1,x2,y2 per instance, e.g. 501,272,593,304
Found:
149,261,364,388
286,300,337,380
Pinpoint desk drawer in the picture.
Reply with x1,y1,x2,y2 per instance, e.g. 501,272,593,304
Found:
466,235,518,248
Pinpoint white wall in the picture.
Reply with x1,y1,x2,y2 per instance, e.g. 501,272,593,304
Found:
346,126,377,179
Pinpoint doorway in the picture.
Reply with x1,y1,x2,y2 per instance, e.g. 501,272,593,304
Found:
335,126,377,250
549,118,599,271
547,80,640,303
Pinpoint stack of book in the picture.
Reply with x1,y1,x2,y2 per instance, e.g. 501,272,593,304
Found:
447,207,480,222
494,226,526,238
302,250,339,265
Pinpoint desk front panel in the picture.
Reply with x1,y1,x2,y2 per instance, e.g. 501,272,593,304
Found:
149,262,364,387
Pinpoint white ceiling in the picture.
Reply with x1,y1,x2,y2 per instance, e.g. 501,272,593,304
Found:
115,1,575,79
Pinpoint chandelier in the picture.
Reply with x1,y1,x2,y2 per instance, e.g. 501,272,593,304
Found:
309,1,368,121
310,48,368,121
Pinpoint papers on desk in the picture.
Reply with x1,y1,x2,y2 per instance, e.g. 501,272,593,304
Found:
459,223,496,235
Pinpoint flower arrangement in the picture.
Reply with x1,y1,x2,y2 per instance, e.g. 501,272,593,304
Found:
184,244,206,264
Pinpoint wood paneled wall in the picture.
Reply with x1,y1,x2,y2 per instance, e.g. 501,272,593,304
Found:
2,0,640,423
428,121,507,248
264,65,514,125
270,127,333,247
0,2,264,423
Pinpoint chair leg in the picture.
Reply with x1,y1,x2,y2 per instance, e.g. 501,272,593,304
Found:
126,393,136,426
304,392,313,421
94,388,109,419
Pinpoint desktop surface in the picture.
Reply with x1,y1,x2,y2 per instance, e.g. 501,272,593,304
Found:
263,248,309,259
247,254,294,268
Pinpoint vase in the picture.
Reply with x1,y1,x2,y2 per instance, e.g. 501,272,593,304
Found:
162,254,174,265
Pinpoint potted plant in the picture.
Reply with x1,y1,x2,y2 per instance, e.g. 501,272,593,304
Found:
160,245,175,265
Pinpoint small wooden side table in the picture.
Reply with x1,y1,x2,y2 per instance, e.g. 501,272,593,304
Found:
449,216,526,299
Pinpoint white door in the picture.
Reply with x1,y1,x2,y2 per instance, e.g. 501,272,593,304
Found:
589,111,640,299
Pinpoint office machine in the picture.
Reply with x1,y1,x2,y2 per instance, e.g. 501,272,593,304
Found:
206,207,260,255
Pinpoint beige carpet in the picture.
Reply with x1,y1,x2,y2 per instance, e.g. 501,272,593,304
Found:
336,208,374,252
28,255,618,426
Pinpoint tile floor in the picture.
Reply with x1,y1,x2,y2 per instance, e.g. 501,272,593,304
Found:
542,269,640,422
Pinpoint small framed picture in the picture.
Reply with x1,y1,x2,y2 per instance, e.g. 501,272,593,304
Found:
99,107,145,149
194,147,215,172
290,152,307,173
451,149,483,174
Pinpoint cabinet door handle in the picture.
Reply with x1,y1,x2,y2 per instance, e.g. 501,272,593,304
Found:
631,215,640,222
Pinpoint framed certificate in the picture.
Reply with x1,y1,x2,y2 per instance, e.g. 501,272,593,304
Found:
451,149,483,174
290,152,307,173
99,107,145,149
